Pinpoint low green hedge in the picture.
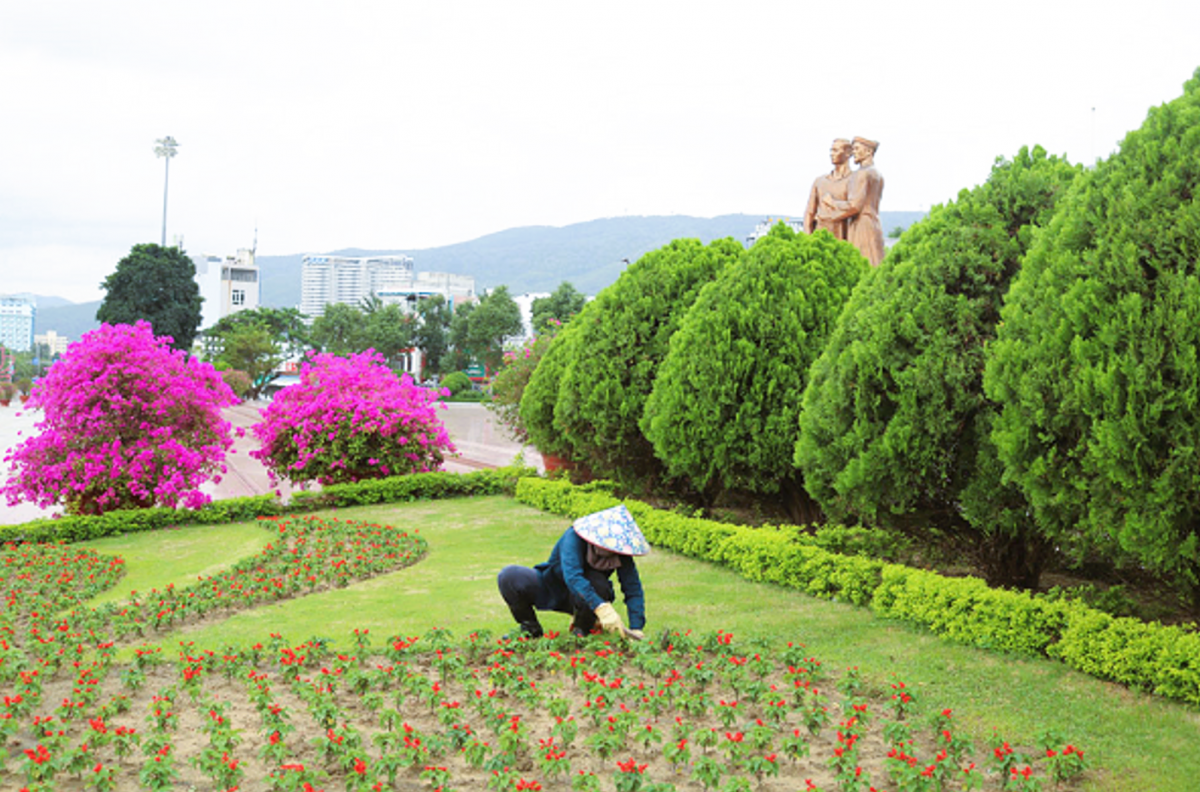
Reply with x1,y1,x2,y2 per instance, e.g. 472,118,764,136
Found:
0,466,534,546
514,477,1200,705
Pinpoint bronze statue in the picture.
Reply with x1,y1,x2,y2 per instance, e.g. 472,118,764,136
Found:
803,138,853,239
821,136,885,266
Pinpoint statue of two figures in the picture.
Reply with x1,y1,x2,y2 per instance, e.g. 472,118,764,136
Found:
803,137,885,266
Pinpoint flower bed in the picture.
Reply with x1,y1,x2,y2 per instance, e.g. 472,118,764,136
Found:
0,537,1087,791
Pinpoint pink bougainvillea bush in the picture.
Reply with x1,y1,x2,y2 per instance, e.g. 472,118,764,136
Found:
1,321,238,515
250,350,456,487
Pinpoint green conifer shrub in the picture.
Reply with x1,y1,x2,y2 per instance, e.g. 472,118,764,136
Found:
643,223,866,522
984,70,1200,607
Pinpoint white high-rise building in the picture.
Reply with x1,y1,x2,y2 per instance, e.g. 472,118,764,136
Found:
0,295,36,352
193,248,260,329
300,255,415,318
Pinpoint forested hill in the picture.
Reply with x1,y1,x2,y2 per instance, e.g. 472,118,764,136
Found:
35,212,925,339
256,212,925,307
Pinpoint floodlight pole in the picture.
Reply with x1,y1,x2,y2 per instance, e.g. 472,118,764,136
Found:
155,136,179,246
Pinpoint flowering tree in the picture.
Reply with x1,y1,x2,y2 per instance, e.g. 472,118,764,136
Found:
1,321,238,515
250,350,455,486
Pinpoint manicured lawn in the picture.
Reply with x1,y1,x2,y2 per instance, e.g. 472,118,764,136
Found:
84,496,1200,791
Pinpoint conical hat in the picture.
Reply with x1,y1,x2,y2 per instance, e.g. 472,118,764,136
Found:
571,504,650,556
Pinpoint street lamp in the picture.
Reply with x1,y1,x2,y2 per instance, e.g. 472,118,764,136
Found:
154,136,179,246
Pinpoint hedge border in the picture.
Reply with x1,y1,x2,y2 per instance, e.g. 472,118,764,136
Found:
0,466,534,546
514,477,1200,705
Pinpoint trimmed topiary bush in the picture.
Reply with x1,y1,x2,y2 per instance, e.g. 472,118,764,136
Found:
440,370,473,396
643,223,866,521
250,351,455,487
985,69,1200,607
1,321,238,514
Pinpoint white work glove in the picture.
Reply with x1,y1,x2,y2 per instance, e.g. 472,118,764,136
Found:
594,602,625,635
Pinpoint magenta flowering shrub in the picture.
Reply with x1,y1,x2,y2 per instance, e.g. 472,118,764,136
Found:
1,321,238,515
250,350,456,486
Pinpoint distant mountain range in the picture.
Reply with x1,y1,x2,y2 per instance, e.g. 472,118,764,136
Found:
35,212,926,341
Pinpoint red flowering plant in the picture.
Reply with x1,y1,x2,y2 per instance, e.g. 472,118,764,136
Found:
251,350,455,487
1,321,238,514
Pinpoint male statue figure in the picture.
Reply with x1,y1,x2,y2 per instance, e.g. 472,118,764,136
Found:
822,136,885,266
803,138,853,239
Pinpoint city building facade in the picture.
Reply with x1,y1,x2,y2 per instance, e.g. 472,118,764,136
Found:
375,270,477,315
0,295,36,352
33,329,69,357
193,248,260,329
300,254,415,318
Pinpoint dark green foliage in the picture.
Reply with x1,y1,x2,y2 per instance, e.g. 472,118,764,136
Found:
96,243,203,350
362,303,416,364
466,286,524,373
310,302,365,356
984,70,1200,605
548,238,744,486
308,301,416,370
643,224,866,520
796,146,1081,588
445,288,523,374
531,281,587,334
414,294,452,377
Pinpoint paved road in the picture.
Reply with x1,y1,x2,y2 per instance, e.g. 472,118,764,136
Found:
0,401,544,525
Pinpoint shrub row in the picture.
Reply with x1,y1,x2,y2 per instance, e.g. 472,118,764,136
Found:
514,477,1200,705
0,466,533,546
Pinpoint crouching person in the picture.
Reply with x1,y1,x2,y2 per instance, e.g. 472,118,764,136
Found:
497,504,649,639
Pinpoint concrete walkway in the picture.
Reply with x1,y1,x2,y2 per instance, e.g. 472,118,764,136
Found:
0,401,544,526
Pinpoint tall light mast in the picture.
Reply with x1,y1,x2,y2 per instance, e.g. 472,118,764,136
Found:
154,136,179,246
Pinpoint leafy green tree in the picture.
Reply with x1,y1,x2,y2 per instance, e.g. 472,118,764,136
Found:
644,224,866,522
795,146,1081,588
214,324,280,401
552,237,743,486
985,71,1200,605
466,286,524,374
96,243,203,350
531,281,587,335
362,303,416,367
445,300,476,373
202,307,311,399
310,303,366,356
415,294,453,377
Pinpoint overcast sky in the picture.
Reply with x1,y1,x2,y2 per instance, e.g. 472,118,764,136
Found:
2,1,1198,304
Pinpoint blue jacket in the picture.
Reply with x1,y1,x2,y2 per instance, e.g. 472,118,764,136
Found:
534,527,646,630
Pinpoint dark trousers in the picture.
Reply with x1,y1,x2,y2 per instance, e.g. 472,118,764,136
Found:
497,565,614,632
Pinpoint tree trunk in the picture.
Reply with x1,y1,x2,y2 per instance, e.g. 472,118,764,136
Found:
978,528,1052,590
781,477,824,527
